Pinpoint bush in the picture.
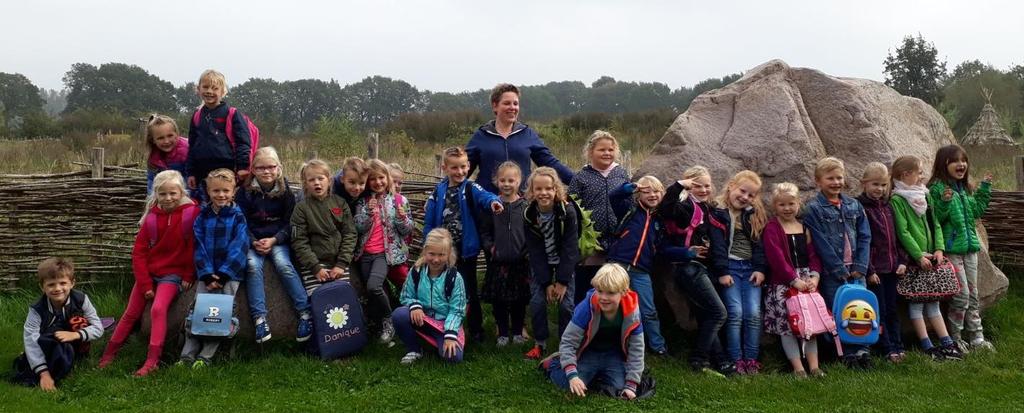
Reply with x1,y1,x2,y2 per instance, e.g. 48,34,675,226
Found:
312,116,362,159
383,111,485,143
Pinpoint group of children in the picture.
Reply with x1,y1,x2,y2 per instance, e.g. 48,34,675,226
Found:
13,70,996,400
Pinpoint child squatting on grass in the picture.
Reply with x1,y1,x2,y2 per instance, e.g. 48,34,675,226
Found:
540,263,645,400
13,258,103,391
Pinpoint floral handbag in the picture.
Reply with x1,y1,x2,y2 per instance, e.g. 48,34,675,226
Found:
897,257,961,302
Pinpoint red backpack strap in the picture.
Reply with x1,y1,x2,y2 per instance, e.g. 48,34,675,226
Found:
181,205,199,242
225,107,237,149
143,212,159,249
192,106,203,127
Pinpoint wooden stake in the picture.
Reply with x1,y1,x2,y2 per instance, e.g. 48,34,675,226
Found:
1015,155,1024,191
91,147,105,178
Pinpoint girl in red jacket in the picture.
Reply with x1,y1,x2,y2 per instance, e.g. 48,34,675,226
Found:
98,170,199,376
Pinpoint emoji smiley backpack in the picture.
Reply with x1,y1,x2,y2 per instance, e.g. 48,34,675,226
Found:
832,280,880,345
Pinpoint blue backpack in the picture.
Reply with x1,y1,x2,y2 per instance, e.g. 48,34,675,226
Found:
311,280,368,360
189,293,238,338
832,280,880,346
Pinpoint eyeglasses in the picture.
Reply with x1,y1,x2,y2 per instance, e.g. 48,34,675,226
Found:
254,165,279,173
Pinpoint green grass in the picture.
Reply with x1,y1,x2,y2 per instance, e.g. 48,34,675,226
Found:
2,271,1022,412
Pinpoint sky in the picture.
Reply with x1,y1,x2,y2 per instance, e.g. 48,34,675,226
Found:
3,0,1022,92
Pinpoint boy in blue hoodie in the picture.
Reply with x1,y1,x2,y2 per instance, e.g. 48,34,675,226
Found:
186,70,252,198
605,176,669,355
803,157,873,368
423,147,503,342
541,263,645,400
179,169,250,368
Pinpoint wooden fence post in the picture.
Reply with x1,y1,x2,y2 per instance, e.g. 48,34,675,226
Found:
91,147,105,178
367,132,380,159
1015,155,1024,191
307,150,319,161
435,154,443,174
623,150,633,174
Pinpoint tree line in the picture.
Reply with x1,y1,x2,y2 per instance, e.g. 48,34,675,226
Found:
0,63,740,139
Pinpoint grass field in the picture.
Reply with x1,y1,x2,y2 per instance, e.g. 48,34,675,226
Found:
1,268,1021,412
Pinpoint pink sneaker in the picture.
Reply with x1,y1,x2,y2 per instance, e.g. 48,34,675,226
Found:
735,359,748,375
745,359,762,375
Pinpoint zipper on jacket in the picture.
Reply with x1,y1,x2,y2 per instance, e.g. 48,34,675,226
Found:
880,209,895,271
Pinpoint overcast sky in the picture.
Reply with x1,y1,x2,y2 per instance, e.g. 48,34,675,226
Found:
3,0,1022,92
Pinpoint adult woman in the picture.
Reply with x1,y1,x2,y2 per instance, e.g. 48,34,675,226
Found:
467,84,574,194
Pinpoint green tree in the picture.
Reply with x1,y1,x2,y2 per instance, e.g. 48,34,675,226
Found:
0,72,46,126
62,62,177,115
941,65,1022,137
883,34,948,104
341,76,426,127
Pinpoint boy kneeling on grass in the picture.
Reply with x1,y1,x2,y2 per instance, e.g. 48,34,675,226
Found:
12,257,103,391
540,263,645,400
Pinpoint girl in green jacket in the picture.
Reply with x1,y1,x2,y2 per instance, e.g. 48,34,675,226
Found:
927,145,994,353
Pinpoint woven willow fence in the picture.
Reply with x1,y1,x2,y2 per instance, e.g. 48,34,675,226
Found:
984,191,1024,265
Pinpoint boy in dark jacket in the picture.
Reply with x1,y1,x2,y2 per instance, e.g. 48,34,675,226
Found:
12,258,103,391
180,169,249,368
605,176,668,355
186,70,252,195
541,263,645,400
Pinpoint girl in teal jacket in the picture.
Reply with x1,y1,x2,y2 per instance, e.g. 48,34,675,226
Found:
927,145,994,353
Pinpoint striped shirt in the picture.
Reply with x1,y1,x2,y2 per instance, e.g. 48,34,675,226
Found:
540,212,559,265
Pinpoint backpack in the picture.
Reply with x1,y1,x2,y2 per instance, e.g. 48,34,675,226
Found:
411,267,459,300
192,106,260,167
786,288,843,357
832,280,881,346
142,206,199,249
311,280,368,360
568,194,602,258
663,196,707,248
188,292,239,338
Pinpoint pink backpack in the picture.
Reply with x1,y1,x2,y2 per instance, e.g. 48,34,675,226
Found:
664,196,706,247
143,206,199,248
786,288,843,357
192,106,260,167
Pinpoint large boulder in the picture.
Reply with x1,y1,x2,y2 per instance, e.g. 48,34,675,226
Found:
638,59,1008,329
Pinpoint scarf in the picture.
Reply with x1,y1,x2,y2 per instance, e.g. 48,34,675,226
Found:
893,180,929,216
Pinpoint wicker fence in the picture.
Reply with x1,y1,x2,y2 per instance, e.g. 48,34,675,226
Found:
984,191,1024,264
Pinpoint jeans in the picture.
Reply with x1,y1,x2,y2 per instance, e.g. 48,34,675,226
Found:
546,350,626,393
391,306,463,363
529,271,575,347
245,245,311,319
719,259,762,361
458,256,483,337
868,273,903,354
674,262,727,364
947,253,983,341
627,268,666,352
359,253,393,322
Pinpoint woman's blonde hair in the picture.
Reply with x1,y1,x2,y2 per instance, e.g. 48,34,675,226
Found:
197,69,228,94
300,159,332,197
715,170,767,240
366,159,394,195
414,228,457,268
592,263,630,294
525,166,567,204
145,114,180,153
583,130,620,163
142,170,193,224
633,175,665,202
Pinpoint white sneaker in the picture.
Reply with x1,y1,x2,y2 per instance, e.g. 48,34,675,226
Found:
971,338,996,352
380,318,395,345
512,335,528,345
955,338,971,355
496,336,510,347
400,352,422,365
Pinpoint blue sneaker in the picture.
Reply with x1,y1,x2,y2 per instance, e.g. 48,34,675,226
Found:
296,312,313,343
254,317,272,344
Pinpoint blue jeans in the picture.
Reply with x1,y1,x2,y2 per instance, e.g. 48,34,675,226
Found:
546,350,626,393
529,272,575,346
245,245,311,319
719,259,761,361
627,268,666,352
391,306,463,363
